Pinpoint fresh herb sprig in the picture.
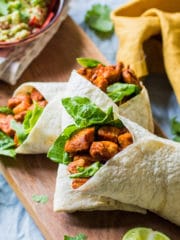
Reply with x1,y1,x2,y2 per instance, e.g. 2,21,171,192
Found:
85,4,114,37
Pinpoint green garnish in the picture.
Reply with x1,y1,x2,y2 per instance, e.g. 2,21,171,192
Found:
107,83,141,103
10,120,27,145
32,194,48,204
11,102,44,145
0,131,16,158
76,58,104,68
64,233,87,240
70,162,102,178
0,0,8,16
170,117,180,142
85,4,114,35
47,96,123,163
0,106,13,115
23,102,44,134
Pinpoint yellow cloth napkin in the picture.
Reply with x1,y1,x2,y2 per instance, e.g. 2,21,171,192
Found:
111,0,180,103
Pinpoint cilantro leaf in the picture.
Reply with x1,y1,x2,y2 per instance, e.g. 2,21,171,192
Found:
85,4,114,35
32,194,48,204
171,117,180,142
64,233,87,240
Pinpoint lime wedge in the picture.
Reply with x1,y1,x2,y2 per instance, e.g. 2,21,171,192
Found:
122,227,171,240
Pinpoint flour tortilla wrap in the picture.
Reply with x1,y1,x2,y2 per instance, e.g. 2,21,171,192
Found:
13,82,66,154
53,81,150,213
67,70,154,132
54,78,180,225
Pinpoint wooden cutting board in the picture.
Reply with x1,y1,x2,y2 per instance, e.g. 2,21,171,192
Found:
0,16,179,240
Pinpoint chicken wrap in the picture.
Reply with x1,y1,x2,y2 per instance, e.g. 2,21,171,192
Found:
0,82,66,156
49,93,180,225
75,58,154,132
48,96,147,213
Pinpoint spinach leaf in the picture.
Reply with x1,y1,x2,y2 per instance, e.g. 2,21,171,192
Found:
64,233,87,240
23,102,44,134
85,4,113,35
70,162,102,178
76,58,104,68
11,120,27,145
0,131,16,158
171,117,180,142
47,125,80,164
107,83,141,103
62,97,116,128
0,106,13,115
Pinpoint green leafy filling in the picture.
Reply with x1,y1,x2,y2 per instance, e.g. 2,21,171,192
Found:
107,82,141,103
85,4,114,35
0,106,13,115
48,96,123,164
70,161,102,178
76,57,104,68
64,233,87,240
171,117,180,142
0,101,44,157
0,131,16,158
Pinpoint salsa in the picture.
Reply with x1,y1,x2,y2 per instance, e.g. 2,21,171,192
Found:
0,0,52,43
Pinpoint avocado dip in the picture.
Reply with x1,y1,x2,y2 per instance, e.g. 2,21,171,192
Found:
0,0,51,43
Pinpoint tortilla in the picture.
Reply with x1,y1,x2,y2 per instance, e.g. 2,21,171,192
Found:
13,82,66,154
66,70,154,132
54,79,180,226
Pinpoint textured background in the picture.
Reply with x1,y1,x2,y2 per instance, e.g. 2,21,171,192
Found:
0,0,179,239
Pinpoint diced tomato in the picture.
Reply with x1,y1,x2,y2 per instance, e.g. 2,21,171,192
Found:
29,16,41,27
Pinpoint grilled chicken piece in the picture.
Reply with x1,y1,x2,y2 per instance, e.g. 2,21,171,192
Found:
122,66,140,87
90,141,119,162
68,158,92,174
118,132,133,149
72,178,89,189
0,113,14,136
65,127,95,154
73,154,96,162
30,88,45,102
98,126,127,143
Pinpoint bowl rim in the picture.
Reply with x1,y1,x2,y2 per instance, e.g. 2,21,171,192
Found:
0,0,65,49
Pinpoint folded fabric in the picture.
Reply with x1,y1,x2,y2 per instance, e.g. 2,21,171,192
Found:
0,3,68,85
52,79,180,225
111,0,180,103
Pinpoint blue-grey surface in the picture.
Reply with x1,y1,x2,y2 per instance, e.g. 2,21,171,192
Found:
0,0,179,239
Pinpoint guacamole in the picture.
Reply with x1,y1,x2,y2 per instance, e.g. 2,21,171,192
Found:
0,0,51,43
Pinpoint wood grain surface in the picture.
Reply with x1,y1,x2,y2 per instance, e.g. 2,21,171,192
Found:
0,16,179,240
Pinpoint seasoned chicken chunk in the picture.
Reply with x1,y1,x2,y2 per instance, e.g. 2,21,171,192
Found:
73,154,96,162
72,178,89,189
90,141,119,161
30,88,45,102
68,158,91,174
65,127,95,153
8,93,32,122
0,113,14,136
92,76,108,92
98,126,126,143
118,132,133,149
